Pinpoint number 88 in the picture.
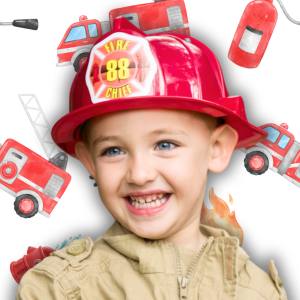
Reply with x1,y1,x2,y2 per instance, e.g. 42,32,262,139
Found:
106,58,130,82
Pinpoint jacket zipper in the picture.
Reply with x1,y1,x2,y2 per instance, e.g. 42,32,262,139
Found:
174,238,211,299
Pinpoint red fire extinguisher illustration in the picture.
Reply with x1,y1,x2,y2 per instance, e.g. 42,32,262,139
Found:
229,0,300,68
228,0,278,68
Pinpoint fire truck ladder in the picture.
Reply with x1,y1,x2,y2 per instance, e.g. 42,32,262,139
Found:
19,94,68,170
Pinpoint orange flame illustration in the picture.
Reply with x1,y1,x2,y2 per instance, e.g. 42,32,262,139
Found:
201,188,244,245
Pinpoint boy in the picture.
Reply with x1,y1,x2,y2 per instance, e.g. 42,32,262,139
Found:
17,18,287,299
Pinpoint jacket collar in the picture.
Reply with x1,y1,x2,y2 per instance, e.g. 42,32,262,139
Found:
100,221,240,274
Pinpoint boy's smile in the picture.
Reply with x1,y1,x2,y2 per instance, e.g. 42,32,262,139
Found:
124,190,172,216
75,109,237,249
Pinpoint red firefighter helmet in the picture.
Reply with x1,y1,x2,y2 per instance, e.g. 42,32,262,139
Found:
52,17,266,156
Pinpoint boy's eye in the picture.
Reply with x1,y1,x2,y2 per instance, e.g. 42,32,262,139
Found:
101,147,124,157
155,140,178,151
100,141,178,156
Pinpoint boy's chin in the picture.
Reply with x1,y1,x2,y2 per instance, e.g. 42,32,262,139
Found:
129,223,173,241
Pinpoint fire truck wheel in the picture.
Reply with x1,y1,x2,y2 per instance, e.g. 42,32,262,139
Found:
244,151,269,175
14,194,39,218
74,53,89,72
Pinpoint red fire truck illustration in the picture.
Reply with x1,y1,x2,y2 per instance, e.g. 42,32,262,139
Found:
244,123,300,187
0,139,71,218
57,0,189,71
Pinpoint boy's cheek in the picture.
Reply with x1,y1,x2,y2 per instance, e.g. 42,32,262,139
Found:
96,169,123,194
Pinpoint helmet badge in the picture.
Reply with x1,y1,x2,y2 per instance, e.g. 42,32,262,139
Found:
86,32,157,102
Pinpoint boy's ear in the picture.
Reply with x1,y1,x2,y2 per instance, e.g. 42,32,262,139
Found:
74,142,96,178
208,124,239,173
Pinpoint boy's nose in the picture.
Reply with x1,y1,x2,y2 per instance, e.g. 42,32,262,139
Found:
125,154,157,186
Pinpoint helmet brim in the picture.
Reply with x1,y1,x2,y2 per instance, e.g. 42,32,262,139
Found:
51,95,266,156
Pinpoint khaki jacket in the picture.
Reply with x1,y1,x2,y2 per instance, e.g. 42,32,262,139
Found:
17,221,287,300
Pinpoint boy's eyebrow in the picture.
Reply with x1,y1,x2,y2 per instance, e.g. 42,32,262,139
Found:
92,135,120,147
149,129,188,137
92,129,188,146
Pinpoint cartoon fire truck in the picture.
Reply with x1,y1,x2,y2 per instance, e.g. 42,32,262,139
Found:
0,139,71,218
0,95,71,218
244,123,300,187
57,0,189,71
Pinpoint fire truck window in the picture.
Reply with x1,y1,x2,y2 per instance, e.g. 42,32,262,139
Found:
278,135,290,149
65,26,86,42
12,152,22,160
167,6,184,28
88,24,98,38
264,126,280,143
296,166,300,178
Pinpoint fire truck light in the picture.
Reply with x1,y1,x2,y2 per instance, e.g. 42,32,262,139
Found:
280,123,288,130
79,15,88,21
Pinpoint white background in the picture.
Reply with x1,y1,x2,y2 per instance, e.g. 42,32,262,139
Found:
0,0,299,298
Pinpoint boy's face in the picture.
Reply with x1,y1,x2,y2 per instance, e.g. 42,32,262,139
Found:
75,109,237,242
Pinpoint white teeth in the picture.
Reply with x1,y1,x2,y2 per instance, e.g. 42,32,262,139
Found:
129,193,165,203
129,194,169,209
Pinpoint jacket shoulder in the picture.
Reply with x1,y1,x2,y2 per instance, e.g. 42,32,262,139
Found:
17,253,70,299
236,247,288,300
17,237,110,299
